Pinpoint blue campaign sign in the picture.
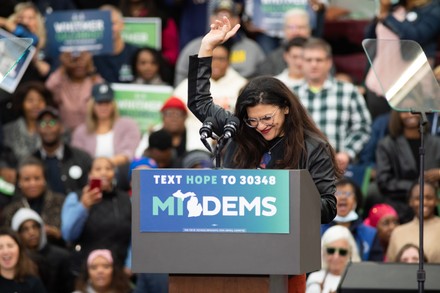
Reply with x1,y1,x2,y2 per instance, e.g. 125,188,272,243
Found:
45,10,113,57
139,169,290,234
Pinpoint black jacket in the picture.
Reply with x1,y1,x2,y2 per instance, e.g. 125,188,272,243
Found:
187,55,337,223
33,143,92,195
376,134,440,201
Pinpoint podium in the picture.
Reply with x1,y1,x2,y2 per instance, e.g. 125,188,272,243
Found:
131,169,322,293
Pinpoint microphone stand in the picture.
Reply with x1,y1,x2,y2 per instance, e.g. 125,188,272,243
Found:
214,136,227,169
411,108,431,293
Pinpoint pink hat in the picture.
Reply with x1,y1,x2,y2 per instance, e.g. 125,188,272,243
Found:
364,203,398,228
160,96,187,113
87,249,113,266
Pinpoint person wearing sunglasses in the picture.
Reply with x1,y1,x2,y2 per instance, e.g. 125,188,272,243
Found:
306,225,361,293
321,178,384,261
187,16,340,293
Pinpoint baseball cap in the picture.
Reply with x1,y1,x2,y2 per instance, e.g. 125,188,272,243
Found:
213,0,239,16
37,106,60,121
92,82,114,103
160,96,187,113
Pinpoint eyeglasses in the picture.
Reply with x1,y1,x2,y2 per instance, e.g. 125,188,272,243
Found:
326,247,349,256
38,119,58,128
244,108,279,128
335,191,354,198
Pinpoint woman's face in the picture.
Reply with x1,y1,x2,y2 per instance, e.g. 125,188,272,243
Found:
399,246,419,263
324,239,351,275
0,235,20,273
409,184,438,219
23,89,46,121
17,7,39,33
89,158,115,191
18,165,46,199
400,112,419,130
93,101,114,121
88,256,113,291
335,183,356,217
376,214,399,244
136,50,159,81
246,104,287,141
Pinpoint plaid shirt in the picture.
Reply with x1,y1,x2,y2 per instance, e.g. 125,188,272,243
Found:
293,78,372,160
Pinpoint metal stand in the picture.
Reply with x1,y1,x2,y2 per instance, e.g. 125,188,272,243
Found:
411,109,431,293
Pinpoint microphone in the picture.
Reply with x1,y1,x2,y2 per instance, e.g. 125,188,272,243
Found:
200,117,216,139
200,117,217,153
223,116,240,140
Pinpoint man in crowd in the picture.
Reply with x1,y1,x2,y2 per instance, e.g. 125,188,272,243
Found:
293,38,371,172
33,106,91,195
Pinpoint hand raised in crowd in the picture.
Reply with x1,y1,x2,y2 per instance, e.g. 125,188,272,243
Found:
80,184,102,209
199,16,240,57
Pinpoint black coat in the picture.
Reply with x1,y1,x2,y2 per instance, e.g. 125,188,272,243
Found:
376,134,440,201
187,55,337,224
33,144,92,195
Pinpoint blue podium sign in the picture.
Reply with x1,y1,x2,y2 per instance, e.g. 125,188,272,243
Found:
139,169,290,234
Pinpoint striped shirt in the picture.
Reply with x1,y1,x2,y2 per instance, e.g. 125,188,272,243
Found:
293,78,372,160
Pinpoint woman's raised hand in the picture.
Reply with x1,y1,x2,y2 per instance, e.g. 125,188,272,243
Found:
199,16,240,57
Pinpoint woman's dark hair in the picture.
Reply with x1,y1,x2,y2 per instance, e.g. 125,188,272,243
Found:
75,251,131,293
335,177,364,213
0,227,38,281
131,46,173,85
12,81,55,117
232,76,341,177
394,243,428,263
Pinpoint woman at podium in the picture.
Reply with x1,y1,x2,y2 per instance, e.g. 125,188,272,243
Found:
187,16,340,293
188,16,339,223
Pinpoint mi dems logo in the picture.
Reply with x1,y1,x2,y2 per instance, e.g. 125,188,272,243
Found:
152,189,277,218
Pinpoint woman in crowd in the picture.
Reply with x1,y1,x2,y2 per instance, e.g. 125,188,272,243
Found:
321,178,384,261
306,225,361,293
375,110,440,223
363,203,399,259
1,157,65,246
45,51,104,131
73,249,131,293
386,180,440,262
395,243,428,264
2,81,55,162
131,47,173,86
61,157,131,275
187,16,339,292
0,227,47,292
71,82,141,167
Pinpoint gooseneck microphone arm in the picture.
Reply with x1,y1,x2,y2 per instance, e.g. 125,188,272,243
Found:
199,117,217,153
215,116,240,169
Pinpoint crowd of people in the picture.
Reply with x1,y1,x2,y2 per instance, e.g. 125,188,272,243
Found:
0,0,439,292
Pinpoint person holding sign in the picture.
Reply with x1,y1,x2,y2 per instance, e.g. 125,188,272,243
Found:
187,16,339,292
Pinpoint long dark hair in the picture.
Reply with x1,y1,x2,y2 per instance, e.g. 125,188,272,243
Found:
232,76,339,174
131,46,173,84
0,227,38,282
